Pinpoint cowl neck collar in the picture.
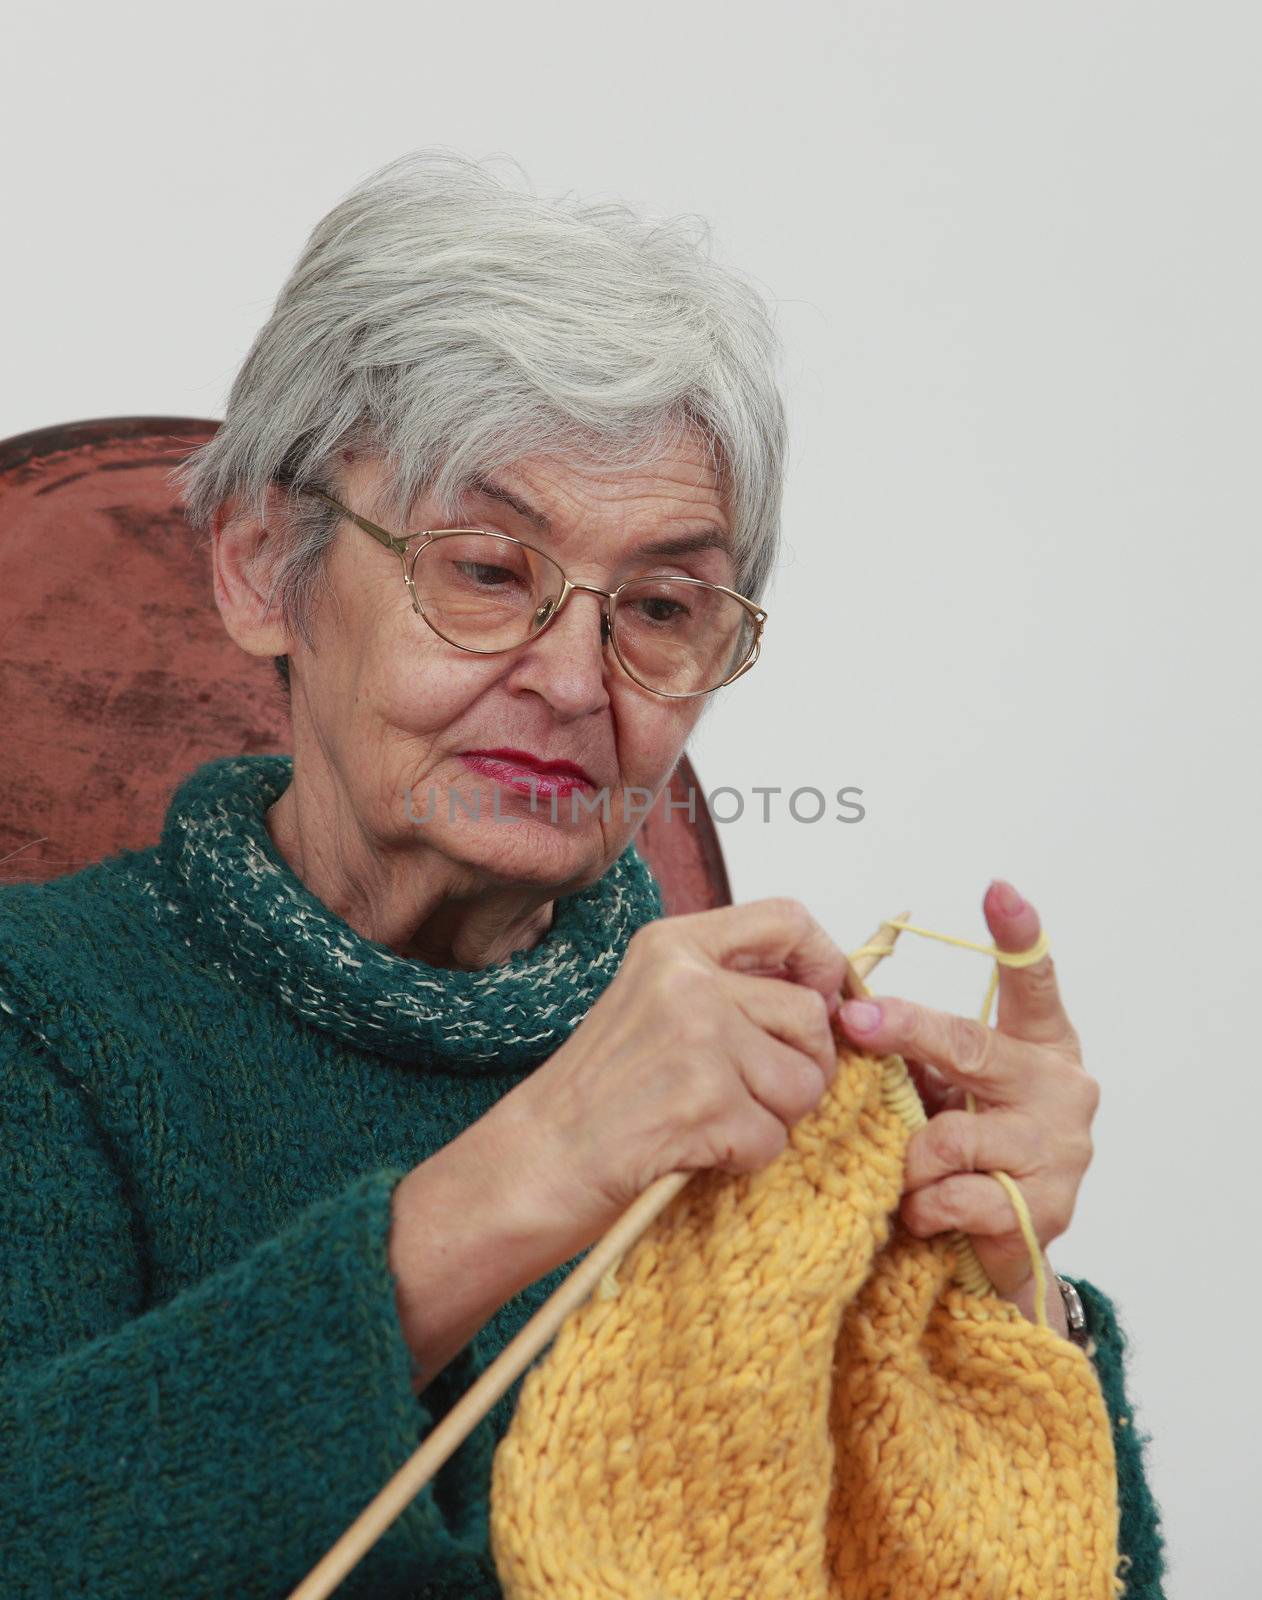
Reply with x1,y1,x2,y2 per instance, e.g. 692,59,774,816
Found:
158,754,662,1071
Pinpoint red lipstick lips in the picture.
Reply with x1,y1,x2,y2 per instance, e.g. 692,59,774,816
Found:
458,747,598,799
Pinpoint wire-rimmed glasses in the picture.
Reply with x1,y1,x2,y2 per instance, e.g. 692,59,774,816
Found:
299,488,767,699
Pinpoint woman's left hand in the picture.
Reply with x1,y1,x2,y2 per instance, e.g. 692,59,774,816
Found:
836,878,1100,1331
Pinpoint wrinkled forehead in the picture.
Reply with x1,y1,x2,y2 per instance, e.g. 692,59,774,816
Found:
339,423,730,530
340,438,735,574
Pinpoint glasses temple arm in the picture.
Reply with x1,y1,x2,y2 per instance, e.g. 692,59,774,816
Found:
298,488,412,557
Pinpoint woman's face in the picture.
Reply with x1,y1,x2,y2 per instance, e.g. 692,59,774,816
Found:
281,432,734,895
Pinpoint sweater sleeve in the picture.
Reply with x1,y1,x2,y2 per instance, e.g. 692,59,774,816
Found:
0,1025,505,1600
1062,1274,1169,1600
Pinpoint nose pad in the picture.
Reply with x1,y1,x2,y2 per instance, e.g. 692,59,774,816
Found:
513,588,615,714
532,589,611,649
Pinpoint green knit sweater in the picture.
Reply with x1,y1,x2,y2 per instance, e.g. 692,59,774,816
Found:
0,755,1166,1598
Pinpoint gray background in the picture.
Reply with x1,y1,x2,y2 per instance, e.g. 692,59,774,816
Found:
4,3,1257,1592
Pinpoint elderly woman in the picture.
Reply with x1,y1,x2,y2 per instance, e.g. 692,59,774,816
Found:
0,152,1165,1598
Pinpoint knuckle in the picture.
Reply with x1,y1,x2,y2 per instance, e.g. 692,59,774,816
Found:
801,984,831,1026
951,1017,992,1076
1026,954,1061,1007
649,952,711,1013
765,894,811,930
678,1081,729,1132
799,986,833,1048
676,1060,731,1126
1077,1072,1102,1118
685,973,728,1031
629,916,666,949
1047,1195,1075,1238
930,1113,975,1172
627,918,672,964
931,1178,969,1231
1063,1125,1095,1173
1048,1057,1100,1117
672,1010,715,1059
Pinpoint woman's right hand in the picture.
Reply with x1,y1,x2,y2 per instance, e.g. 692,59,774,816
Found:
481,898,850,1270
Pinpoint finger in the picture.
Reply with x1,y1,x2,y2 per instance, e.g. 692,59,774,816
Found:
703,1092,792,1177
984,879,1074,1047
722,970,838,1087
836,994,1028,1106
900,1171,1036,1242
683,898,851,1012
902,1107,1038,1193
737,1024,836,1127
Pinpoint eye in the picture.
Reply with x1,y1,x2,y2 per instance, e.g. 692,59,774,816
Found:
632,595,691,625
455,560,519,588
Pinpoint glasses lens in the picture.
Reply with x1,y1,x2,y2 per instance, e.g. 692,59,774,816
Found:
612,577,758,696
410,533,565,650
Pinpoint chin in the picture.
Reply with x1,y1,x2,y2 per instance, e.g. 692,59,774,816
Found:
434,812,614,894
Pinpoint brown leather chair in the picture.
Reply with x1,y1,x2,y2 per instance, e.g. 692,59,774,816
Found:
0,418,731,915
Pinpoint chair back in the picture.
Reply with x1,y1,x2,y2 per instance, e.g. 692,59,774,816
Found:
0,418,731,916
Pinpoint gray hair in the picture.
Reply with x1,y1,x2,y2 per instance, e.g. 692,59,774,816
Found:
172,149,788,694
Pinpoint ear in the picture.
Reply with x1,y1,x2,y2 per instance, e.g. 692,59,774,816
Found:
210,483,298,661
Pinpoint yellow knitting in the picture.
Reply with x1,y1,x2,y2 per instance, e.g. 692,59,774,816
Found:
489,921,1124,1598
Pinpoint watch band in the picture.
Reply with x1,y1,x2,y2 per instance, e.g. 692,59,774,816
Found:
1054,1274,1091,1349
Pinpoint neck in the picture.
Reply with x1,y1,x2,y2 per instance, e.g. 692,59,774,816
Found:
159,752,663,1071
264,780,557,972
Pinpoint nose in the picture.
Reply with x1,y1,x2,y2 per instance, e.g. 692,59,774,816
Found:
507,585,613,717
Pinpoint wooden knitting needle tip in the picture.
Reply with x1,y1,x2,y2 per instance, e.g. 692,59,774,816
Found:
844,909,910,998
286,910,911,1600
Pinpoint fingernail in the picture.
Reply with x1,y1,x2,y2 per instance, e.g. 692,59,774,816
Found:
841,999,883,1032
991,879,1027,916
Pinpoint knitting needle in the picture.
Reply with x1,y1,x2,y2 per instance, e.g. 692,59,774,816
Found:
286,909,910,1600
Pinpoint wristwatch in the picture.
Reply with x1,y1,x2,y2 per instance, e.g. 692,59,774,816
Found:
1054,1275,1091,1349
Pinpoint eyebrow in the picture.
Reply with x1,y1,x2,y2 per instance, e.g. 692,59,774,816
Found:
467,475,732,562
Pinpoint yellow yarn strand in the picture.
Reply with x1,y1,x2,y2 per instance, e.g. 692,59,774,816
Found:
845,917,1055,1329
